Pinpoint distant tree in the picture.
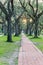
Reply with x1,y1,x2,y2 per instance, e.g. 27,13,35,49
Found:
19,0,43,37
13,5,24,36
14,11,24,36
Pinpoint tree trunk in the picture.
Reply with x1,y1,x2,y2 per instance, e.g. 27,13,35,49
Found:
15,21,19,36
7,18,12,42
3,23,7,35
34,19,38,38
2,24,3,33
26,21,29,34
29,24,32,36
18,23,21,35
26,27,28,34
29,29,32,36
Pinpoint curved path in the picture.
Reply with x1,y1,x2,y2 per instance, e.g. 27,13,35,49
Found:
18,33,43,65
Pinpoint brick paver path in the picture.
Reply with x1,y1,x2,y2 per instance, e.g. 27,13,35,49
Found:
18,33,43,65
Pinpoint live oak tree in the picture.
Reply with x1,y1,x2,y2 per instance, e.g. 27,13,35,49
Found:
26,16,33,35
0,0,14,42
13,5,24,36
19,0,43,37
0,0,24,40
14,11,24,36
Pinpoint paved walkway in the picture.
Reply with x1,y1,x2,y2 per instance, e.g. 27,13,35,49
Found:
18,33,43,65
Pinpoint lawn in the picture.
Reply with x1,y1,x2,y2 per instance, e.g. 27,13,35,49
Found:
0,35,21,42
0,61,9,65
28,35,43,52
0,35,21,65
0,35,21,57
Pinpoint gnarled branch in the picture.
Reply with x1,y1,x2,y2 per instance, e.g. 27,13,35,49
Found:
4,0,8,6
7,0,12,15
0,2,8,15
17,11,24,20
19,0,34,20
35,0,38,15
11,0,14,11
38,11,43,18
28,1,34,14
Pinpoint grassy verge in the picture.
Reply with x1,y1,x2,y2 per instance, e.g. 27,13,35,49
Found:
0,61,9,65
0,35,21,65
27,35,43,52
0,35,21,42
0,35,21,57
15,57,18,65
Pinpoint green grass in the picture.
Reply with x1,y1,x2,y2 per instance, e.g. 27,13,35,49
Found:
28,35,43,43
0,61,9,65
36,43,43,52
12,35,21,42
0,35,21,42
15,57,18,65
28,35,43,52
0,35,21,57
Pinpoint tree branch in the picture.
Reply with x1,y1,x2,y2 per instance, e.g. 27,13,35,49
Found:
28,1,34,14
11,0,14,11
0,22,3,24
35,0,38,15
38,11,43,18
0,1,8,16
17,11,24,20
19,0,34,20
4,0,8,6
7,0,12,15
0,2,8,15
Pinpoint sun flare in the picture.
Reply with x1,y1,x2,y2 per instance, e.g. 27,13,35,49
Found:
22,18,27,24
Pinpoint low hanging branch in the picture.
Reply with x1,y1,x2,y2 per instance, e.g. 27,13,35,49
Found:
0,2,8,15
17,11,24,21
0,0,8,16
7,1,12,15
19,0,43,19
0,0,14,16
35,0,38,15
11,0,14,11
38,11,43,18
19,0,34,20
4,0,8,6
28,1,34,14
19,0,43,37
28,0,38,17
